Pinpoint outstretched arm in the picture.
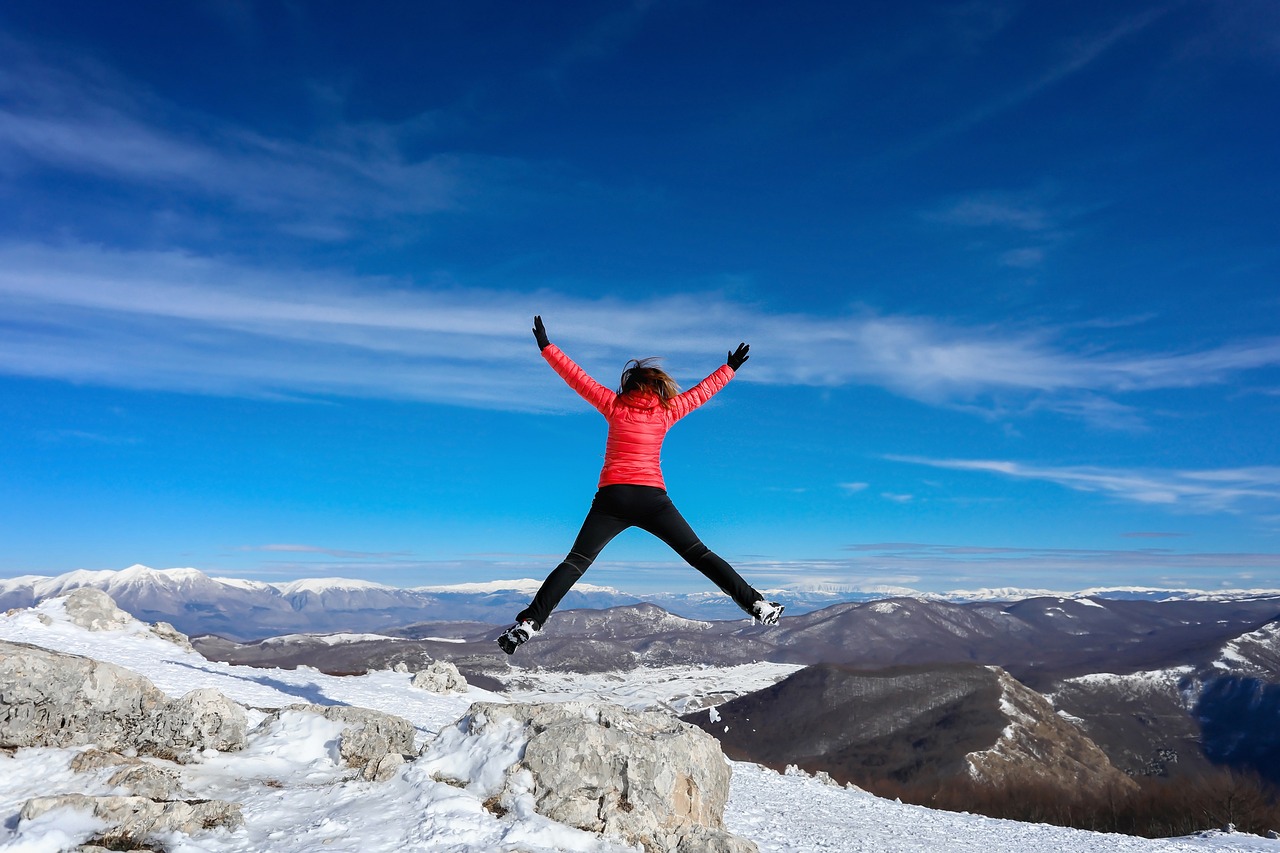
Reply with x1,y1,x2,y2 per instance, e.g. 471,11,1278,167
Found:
534,316,614,415
669,342,749,421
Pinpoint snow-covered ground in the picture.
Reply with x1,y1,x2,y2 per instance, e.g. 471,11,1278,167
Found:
1,600,1276,853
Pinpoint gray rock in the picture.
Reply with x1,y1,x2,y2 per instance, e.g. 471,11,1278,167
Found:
148,687,248,758
361,751,406,782
69,748,138,773
411,661,468,694
61,588,133,631
150,620,194,651
106,763,186,800
256,704,415,769
428,701,756,853
67,749,186,799
20,794,242,846
1,640,168,753
0,640,246,761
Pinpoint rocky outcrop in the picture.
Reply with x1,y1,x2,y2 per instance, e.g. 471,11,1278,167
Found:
69,748,188,799
966,668,1136,791
685,662,1130,795
149,620,195,651
361,751,406,782
153,688,248,757
411,660,468,694
19,794,241,847
61,587,134,631
255,703,415,770
57,587,195,650
421,701,756,853
0,640,247,761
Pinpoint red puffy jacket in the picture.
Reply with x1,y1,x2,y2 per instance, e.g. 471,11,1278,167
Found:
542,344,736,489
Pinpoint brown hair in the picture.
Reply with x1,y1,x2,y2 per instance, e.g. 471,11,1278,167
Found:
618,357,680,408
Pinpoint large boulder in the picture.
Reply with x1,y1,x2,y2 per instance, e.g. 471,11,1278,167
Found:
0,640,247,761
148,687,248,758
255,704,416,770
20,795,241,848
411,660,468,694
61,588,133,631
421,701,756,853
57,587,195,650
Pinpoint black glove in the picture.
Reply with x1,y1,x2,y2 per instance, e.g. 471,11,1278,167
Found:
532,315,550,350
727,342,750,370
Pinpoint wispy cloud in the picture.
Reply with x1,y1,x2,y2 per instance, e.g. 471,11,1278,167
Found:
210,542,1280,594
890,455,1280,513
0,36,515,240
238,544,410,559
3,241,1280,417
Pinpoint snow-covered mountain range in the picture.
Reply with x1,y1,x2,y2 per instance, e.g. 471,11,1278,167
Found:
2,565,1275,641
2,590,1275,852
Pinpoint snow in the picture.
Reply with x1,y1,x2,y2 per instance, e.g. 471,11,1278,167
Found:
501,661,804,715
869,601,905,615
411,578,620,595
275,577,393,594
260,632,407,646
2,600,1277,852
6,564,1278,609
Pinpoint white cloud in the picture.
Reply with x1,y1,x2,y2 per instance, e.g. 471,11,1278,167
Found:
0,37,501,237
3,241,1280,416
889,455,1280,513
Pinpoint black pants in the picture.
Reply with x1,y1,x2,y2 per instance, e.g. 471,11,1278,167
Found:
517,484,762,627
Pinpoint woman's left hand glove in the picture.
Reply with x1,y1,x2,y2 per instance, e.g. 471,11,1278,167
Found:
727,342,750,370
533,315,551,350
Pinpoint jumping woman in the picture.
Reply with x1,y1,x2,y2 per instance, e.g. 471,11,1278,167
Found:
498,315,783,655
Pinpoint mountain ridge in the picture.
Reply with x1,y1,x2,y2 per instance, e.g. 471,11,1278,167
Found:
3,565,1277,642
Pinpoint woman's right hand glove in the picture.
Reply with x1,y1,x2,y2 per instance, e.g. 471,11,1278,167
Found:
727,342,750,370
533,315,550,350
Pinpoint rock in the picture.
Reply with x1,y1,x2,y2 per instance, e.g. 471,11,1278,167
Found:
106,764,186,800
393,661,410,673
361,751,406,782
1,640,168,752
411,661,468,694
423,701,756,853
61,588,133,631
0,640,246,761
20,794,242,847
70,748,138,773
68,749,185,799
147,687,248,758
150,620,194,651
256,704,415,769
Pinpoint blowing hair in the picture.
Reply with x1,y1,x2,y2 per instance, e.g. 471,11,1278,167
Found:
618,357,680,408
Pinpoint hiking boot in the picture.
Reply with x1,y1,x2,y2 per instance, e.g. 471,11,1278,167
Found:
497,620,539,655
751,599,784,626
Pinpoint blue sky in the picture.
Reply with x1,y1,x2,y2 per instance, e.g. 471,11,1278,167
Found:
1,0,1278,595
